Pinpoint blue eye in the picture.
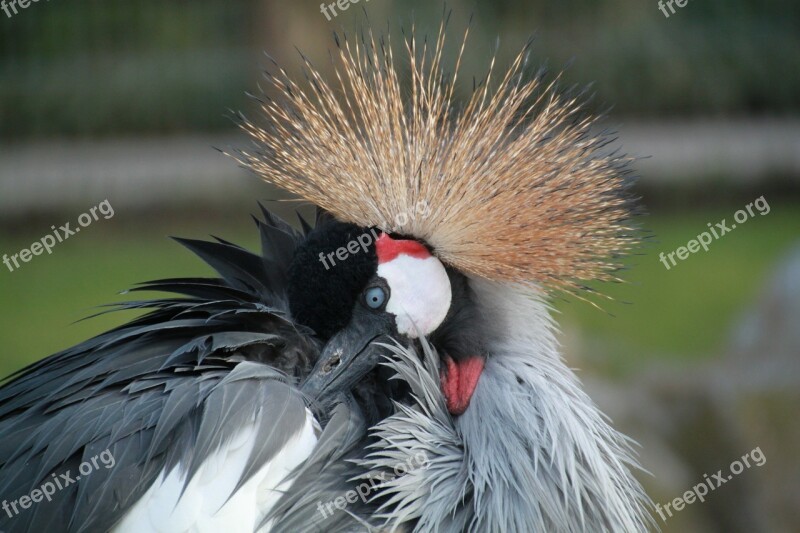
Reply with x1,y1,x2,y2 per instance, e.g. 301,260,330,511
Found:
364,286,387,310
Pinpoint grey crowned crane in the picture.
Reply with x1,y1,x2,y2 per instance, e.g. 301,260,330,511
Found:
0,24,653,533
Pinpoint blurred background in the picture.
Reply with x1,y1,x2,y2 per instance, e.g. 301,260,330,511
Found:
0,1,798,531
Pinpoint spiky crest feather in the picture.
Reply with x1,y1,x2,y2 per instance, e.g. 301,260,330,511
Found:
234,21,638,295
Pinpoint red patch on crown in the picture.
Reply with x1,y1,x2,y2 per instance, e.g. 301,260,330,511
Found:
375,233,431,264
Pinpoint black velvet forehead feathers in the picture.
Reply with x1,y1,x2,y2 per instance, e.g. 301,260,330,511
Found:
287,217,379,340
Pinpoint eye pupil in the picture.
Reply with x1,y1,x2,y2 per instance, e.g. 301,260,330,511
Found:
364,286,387,310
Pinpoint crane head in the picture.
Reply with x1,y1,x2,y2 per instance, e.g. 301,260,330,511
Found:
292,217,482,416
233,27,639,421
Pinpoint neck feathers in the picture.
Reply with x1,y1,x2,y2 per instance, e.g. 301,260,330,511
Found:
361,279,653,531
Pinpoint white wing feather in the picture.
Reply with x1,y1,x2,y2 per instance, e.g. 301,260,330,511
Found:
115,408,319,533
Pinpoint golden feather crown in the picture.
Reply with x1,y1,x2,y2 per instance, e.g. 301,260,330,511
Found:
234,23,638,296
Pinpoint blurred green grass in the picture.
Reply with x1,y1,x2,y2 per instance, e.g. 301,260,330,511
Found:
1,203,798,379
555,203,800,372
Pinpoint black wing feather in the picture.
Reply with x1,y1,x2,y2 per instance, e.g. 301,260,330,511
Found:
0,209,320,533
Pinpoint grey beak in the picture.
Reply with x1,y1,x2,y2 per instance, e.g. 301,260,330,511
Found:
301,311,394,400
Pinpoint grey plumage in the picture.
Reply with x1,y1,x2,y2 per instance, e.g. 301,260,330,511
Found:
268,284,655,533
0,205,654,533
265,400,373,532
348,280,655,532
2,19,655,531
0,208,318,532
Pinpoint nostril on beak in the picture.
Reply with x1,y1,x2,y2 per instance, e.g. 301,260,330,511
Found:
321,350,342,374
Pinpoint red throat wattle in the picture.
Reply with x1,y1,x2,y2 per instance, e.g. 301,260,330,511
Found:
440,354,485,416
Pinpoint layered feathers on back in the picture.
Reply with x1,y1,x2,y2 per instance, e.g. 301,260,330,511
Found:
0,210,320,532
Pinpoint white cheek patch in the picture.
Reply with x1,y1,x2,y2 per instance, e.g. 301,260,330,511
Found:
377,255,452,338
